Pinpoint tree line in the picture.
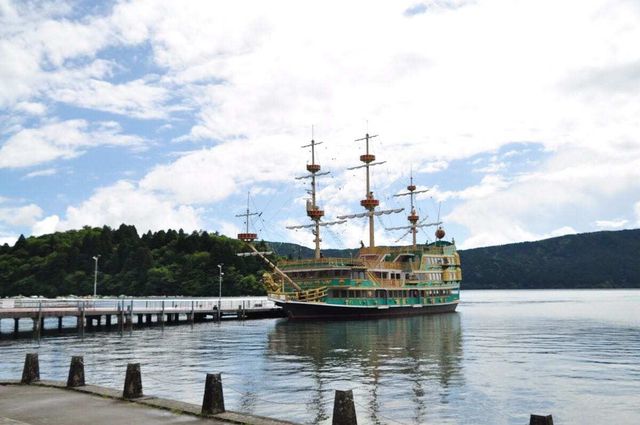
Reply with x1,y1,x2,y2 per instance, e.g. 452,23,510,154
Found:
1,225,638,297
0,224,268,298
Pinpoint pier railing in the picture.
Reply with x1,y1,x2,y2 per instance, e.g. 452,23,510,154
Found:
0,296,284,337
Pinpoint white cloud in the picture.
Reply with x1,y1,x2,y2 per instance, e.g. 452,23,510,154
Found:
24,168,57,178
2,0,640,249
31,214,60,236
140,135,307,204
15,101,46,115
594,219,629,229
0,203,43,227
0,235,18,246
52,78,171,120
50,180,203,234
448,146,640,248
0,120,145,169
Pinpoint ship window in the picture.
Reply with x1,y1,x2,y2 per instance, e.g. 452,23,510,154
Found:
375,290,385,298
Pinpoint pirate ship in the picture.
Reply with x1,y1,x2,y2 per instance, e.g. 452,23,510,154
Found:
238,133,461,320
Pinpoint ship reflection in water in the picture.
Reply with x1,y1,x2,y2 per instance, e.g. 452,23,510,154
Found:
267,313,463,424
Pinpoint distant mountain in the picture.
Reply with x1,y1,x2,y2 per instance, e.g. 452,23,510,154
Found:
459,229,640,289
273,229,640,289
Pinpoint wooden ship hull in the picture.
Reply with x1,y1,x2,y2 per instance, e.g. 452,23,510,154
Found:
275,299,458,320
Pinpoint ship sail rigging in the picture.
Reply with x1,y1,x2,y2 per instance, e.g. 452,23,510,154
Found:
236,191,261,243
336,132,403,248
286,137,345,259
386,174,442,248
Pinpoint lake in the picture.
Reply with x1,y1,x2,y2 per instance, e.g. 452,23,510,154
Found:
1,290,639,424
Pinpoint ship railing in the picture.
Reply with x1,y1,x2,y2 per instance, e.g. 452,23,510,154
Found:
443,270,462,281
279,257,364,269
298,287,328,302
361,260,411,271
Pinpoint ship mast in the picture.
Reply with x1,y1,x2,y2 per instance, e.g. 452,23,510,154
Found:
304,138,324,259
286,133,345,259
387,174,441,248
338,132,403,249
359,133,379,248
236,191,260,242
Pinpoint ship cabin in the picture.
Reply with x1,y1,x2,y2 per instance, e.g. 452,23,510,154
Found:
277,241,461,306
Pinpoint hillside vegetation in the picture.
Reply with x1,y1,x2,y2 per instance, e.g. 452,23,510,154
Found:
1,226,638,297
459,229,640,289
0,225,268,298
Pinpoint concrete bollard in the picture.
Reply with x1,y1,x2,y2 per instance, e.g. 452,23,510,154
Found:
123,363,143,399
201,373,225,415
530,415,554,425
21,353,40,384
66,356,85,387
332,389,357,425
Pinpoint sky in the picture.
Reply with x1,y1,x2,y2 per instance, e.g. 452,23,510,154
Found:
1,0,639,250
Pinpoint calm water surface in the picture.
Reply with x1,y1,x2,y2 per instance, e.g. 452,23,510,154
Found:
1,290,639,424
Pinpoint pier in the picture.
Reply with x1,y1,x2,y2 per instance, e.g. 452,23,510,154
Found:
0,297,284,337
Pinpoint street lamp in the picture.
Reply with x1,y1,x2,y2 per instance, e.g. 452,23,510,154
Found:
92,255,100,297
217,263,224,321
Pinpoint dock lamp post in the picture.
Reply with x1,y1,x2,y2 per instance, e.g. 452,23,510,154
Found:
92,255,100,297
217,263,223,321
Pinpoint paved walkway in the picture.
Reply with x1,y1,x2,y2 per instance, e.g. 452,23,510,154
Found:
0,384,229,425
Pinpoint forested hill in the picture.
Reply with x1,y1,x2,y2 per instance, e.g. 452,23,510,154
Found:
0,225,269,298
459,229,640,289
1,226,638,297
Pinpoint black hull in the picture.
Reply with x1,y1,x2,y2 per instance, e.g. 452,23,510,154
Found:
275,300,458,320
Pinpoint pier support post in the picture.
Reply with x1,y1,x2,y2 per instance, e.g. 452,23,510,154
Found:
21,353,40,384
106,315,112,327
201,373,225,415
161,301,165,330
123,363,143,399
14,318,19,335
128,299,134,331
97,316,102,326
79,305,85,336
119,309,125,333
67,356,85,387
137,314,143,325
146,314,152,325
58,316,63,330
332,390,357,425
530,415,554,425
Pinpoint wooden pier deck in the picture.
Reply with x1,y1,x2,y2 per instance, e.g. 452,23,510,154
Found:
0,297,284,337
